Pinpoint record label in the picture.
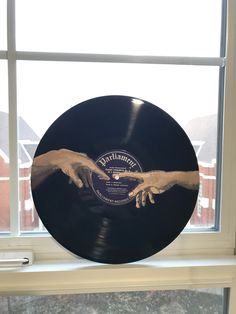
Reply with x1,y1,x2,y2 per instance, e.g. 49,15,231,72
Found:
92,150,143,206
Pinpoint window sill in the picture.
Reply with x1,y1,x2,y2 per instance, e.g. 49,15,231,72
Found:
0,255,236,295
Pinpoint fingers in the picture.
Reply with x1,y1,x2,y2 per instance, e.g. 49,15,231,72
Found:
61,165,84,188
57,150,109,186
127,181,156,208
67,168,91,189
141,190,147,207
113,171,143,180
79,169,90,188
81,158,110,181
148,191,155,204
91,166,110,180
69,174,84,189
136,192,141,208
64,151,109,181
134,190,155,208
128,182,147,198
112,171,157,208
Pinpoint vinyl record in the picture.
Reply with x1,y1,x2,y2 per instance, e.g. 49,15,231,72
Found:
31,95,199,264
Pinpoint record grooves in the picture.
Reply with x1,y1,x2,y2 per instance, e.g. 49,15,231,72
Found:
31,95,199,264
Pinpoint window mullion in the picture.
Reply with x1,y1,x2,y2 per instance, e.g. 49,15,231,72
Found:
7,0,20,236
16,51,225,67
215,0,228,231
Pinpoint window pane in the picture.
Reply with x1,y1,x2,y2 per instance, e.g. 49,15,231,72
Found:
0,0,7,50
18,130,40,232
16,0,222,57
17,61,219,232
0,288,227,313
0,61,9,232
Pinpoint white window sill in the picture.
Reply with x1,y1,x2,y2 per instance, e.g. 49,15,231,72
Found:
1,255,236,295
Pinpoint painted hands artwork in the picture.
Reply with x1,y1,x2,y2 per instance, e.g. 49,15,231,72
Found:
31,149,109,189
112,170,199,208
31,149,198,209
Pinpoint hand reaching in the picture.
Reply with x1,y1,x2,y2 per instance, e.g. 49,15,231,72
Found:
31,148,109,189
112,170,199,208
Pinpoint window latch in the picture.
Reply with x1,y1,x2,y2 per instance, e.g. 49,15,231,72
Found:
0,251,33,267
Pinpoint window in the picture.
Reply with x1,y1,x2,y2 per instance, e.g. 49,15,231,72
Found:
0,0,7,50
0,0,236,290
1,0,236,248
15,61,221,231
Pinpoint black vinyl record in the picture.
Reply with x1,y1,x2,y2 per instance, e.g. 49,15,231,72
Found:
31,95,199,264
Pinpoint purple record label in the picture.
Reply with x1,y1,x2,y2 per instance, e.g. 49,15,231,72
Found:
91,150,143,206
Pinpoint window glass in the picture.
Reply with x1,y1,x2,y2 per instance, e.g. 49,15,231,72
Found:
0,0,7,50
17,61,219,232
16,0,222,57
0,288,227,313
0,61,10,232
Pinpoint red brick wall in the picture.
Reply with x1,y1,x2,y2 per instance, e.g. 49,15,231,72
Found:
0,157,39,231
0,156,10,231
190,161,216,227
0,156,218,231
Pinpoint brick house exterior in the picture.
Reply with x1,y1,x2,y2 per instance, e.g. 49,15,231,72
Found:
0,112,217,231
0,111,39,231
185,114,217,228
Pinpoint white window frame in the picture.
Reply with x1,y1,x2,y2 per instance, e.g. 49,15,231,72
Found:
0,0,236,311
1,0,235,256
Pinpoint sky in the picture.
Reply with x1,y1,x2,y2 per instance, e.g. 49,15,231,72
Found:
0,0,221,137
15,62,219,137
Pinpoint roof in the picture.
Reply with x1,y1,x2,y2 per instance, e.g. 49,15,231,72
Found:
184,114,217,163
0,111,40,164
0,111,217,165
